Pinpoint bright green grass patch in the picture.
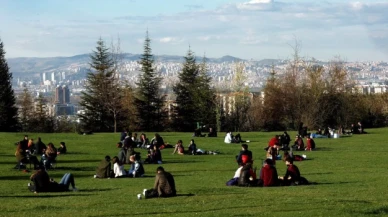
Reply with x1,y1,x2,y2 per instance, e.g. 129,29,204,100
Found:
1,130,388,217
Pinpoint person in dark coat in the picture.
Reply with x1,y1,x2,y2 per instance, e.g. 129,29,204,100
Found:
143,166,176,198
258,159,279,187
236,144,252,165
94,156,112,178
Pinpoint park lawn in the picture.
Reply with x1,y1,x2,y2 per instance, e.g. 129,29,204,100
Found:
1,129,388,217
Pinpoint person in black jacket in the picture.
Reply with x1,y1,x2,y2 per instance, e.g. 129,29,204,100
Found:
236,144,252,165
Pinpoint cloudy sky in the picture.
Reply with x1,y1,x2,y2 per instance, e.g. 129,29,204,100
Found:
0,0,387,61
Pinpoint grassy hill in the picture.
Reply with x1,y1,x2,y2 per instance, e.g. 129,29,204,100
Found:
0,129,387,216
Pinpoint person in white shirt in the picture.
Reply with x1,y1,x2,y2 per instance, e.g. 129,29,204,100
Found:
224,132,233,143
112,156,127,178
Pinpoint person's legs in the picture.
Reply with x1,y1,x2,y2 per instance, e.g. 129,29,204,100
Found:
59,173,76,190
145,188,158,198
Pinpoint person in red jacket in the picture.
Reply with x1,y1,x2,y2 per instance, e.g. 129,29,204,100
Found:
259,159,279,187
279,157,301,186
305,135,316,151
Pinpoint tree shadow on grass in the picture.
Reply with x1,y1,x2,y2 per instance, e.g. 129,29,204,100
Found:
0,194,92,198
54,166,95,171
78,188,115,193
304,172,334,175
162,160,202,164
0,176,32,181
362,206,388,215
309,181,358,185
58,159,101,163
313,147,334,151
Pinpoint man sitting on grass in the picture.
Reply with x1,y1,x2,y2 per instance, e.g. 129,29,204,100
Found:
142,166,176,199
278,157,308,186
258,159,279,187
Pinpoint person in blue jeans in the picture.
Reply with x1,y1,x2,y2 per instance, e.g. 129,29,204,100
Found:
50,173,78,192
28,170,78,193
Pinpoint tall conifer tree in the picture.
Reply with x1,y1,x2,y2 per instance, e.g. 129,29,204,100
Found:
0,38,19,131
79,38,116,132
135,31,165,131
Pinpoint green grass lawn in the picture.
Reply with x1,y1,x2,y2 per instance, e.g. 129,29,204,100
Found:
1,129,388,217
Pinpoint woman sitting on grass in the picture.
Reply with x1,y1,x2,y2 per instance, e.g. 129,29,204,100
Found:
42,143,57,169
112,156,127,178
28,169,78,193
172,140,184,155
128,155,145,177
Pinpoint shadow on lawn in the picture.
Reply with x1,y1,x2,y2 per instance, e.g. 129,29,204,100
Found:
313,147,334,151
0,194,92,198
58,159,101,163
54,166,96,171
309,181,357,185
90,205,253,217
78,188,115,193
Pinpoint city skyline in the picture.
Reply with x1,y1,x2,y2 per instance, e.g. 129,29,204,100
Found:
1,0,388,61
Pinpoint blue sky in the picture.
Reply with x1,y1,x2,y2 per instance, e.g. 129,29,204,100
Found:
1,0,387,61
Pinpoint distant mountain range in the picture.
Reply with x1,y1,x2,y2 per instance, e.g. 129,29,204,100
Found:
7,53,282,75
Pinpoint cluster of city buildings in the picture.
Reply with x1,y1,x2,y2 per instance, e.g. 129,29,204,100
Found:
12,59,388,118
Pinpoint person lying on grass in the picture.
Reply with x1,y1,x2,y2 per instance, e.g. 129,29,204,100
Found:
142,166,176,199
28,169,78,193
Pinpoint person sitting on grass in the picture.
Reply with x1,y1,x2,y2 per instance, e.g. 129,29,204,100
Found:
145,145,162,164
112,156,127,178
15,142,41,170
28,169,78,193
188,139,197,155
41,143,57,169
139,133,150,149
94,155,112,178
34,137,46,155
238,162,257,187
292,135,304,150
208,127,217,137
268,135,279,147
172,140,185,155
236,144,252,165
258,159,279,187
142,166,176,199
266,144,279,165
305,135,316,151
128,155,145,178
278,157,308,186
57,142,67,154
226,164,243,186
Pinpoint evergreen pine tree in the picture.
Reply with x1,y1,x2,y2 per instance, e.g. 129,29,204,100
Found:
0,38,19,131
135,31,166,131
79,38,116,132
173,48,202,131
18,88,34,132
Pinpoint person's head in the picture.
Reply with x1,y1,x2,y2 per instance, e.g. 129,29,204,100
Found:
117,142,123,148
156,166,165,173
283,151,290,161
112,156,119,164
155,133,160,138
60,142,66,147
24,135,28,140
190,139,194,144
129,155,136,163
285,157,294,165
105,155,111,162
38,137,42,142
241,144,248,150
141,133,146,140
177,140,182,145
132,132,137,138
264,158,273,166
47,143,54,149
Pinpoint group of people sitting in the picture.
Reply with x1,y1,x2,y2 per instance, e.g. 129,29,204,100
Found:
193,126,218,137
15,135,67,170
172,139,198,155
227,143,309,187
94,154,145,178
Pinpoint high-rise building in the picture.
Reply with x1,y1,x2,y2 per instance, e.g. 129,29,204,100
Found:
42,72,46,83
63,85,70,104
55,85,70,104
51,72,55,82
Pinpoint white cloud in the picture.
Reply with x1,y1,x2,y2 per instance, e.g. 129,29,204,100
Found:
237,0,275,11
159,37,185,44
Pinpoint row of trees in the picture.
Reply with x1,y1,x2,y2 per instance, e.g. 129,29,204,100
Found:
1,35,387,133
78,33,218,133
